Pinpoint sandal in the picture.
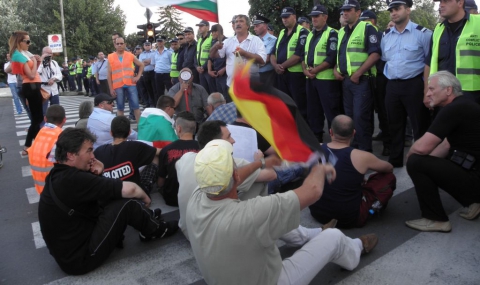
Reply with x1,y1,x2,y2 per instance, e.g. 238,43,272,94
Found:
21,149,28,156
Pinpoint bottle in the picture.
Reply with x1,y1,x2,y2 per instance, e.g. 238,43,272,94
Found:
368,200,383,215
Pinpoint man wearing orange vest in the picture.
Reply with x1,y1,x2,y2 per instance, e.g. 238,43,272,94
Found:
107,36,144,122
28,105,66,194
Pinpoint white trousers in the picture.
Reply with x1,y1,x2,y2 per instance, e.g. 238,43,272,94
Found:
278,227,362,285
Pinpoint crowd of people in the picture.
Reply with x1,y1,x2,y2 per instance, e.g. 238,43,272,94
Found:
3,0,480,283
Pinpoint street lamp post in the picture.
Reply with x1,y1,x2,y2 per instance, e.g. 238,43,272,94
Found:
60,0,68,64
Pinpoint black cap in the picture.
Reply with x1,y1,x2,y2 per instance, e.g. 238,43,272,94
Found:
71,57,77,61
253,15,271,25
308,5,328,16
465,0,478,9
176,32,185,37
280,7,296,18
94,93,115,106
360,10,377,20
195,20,209,26
267,23,274,31
143,41,151,45
297,17,310,24
169,38,179,43
156,35,166,42
339,0,361,10
183,27,194,33
135,45,142,49
386,0,413,10
229,15,236,23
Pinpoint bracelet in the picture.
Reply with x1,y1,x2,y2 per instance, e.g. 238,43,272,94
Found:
260,158,266,169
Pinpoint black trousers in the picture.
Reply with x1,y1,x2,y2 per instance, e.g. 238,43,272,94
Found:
375,72,390,146
83,77,90,94
76,75,83,91
143,71,156,107
60,199,160,275
306,78,341,136
407,154,480,221
154,72,172,105
276,71,307,122
68,75,76,90
23,83,43,147
259,69,276,88
385,75,430,164
199,71,216,94
99,80,110,95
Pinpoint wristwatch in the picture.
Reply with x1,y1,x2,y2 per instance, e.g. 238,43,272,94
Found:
260,157,266,169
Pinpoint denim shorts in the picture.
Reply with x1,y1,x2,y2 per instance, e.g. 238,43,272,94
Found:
115,85,139,111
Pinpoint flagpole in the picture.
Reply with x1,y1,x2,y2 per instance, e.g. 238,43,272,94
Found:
60,0,68,64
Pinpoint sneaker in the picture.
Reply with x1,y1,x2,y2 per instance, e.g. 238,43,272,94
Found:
139,220,179,242
405,218,451,232
459,203,480,220
359,233,378,254
321,219,338,231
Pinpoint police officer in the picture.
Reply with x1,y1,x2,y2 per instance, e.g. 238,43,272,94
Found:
382,0,432,167
465,0,478,14
195,20,215,93
76,57,83,92
176,32,186,76
302,5,341,142
139,40,157,107
425,0,480,104
68,58,77,91
170,38,181,85
253,15,277,87
271,7,310,122
334,0,381,152
298,16,311,31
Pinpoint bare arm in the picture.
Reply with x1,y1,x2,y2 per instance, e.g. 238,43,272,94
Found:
255,168,277,182
107,61,115,96
423,65,431,109
429,138,450,158
171,81,189,107
293,164,336,210
133,56,144,81
236,155,282,184
121,181,151,207
23,58,38,80
407,132,442,158
278,54,301,69
237,48,265,65
352,150,393,174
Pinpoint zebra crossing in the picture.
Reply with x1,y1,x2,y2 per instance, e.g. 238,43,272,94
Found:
4,94,479,285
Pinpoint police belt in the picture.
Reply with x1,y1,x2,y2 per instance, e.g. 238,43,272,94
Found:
388,73,423,82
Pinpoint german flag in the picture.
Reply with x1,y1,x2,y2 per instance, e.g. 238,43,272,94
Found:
229,61,322,163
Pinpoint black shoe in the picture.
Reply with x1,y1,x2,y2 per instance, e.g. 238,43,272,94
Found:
139,220,179,242
382,146,391,156
373,132,385,141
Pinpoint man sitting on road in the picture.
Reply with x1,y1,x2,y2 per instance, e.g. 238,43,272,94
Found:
87,93,137,149
186,139,378,285
205,92,236,124
38,128,177,275
405,71,480,232
309,115,394,228
94,116,160,194
138,95,178,148
29,105,66,194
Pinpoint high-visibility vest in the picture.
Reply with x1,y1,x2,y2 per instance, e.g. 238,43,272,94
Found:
430,16,480,91
28,126,62,194
87,66,92,79
304,26,337,80
196,33,213,66
171,52,179,78
275,24,304,72
76,60,83,74
108,52,136,89
337,21,377,76
69,64,76,75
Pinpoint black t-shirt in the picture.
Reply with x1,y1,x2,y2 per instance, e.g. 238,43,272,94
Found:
94,141,156,188
158,139,200,206
38,164,123,274
231,121,271,153
428,96,480,160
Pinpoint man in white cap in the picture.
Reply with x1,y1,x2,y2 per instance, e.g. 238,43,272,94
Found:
186,139,379,285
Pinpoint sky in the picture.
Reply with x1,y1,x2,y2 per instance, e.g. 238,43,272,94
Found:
114,0,250,37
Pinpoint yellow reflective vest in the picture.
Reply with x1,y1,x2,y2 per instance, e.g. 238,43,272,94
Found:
304,26,337,80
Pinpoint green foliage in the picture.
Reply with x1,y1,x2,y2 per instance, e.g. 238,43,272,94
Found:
410,0,438,30
125,33,142,50
156,6,184,41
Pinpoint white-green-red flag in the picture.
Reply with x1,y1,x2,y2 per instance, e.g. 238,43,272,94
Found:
137,0,218,22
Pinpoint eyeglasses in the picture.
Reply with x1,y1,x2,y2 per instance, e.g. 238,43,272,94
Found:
115,43,125,45
177,38,184,40
22,40,31,45
103,101,114,105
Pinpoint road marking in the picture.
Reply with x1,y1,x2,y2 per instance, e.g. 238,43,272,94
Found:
22,165,32,177
26,187,40,204
31,222,46,249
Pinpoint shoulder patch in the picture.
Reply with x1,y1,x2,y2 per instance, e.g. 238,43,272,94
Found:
369,34,378,43
382,28,391,37
416,25,428,33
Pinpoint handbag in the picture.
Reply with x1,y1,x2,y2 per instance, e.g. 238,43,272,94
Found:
40,87,51,103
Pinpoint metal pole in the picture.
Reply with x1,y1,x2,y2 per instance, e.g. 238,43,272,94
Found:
60,0,68,64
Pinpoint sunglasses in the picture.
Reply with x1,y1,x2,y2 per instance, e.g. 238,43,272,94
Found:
22,39,31,45
177,38,184,40
104,100,114,105
115,43,125,45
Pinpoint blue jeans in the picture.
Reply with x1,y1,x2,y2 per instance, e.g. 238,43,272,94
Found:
115,85,139,111
42,94,60,115
9,83,23,114
268,166,305,194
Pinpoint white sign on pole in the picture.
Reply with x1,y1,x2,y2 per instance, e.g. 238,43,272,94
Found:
48,34,63,53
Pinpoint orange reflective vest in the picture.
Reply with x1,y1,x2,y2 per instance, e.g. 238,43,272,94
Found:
108,52,135,89
28,125,62,194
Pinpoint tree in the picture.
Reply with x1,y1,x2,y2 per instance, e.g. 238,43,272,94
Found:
410,0,438,30
156,6,184,41
125,33,142,50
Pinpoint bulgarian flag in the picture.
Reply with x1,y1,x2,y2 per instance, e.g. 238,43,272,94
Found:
137,108,178,148
10,50,29,76
229,61,322,163
137,0,218,22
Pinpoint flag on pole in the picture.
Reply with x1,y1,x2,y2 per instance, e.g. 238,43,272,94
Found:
229,61,322,163
137,0,218,22
138,108,178,148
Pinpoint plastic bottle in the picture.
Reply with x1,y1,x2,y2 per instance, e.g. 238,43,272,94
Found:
368,200,383,215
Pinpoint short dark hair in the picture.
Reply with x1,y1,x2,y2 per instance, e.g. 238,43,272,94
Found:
45,105,66,125
55,128,96,163
111,116,131,139
331,115,354,138
112,32,122,38
197,120,226,149
175,111,197,134
156,95,175,110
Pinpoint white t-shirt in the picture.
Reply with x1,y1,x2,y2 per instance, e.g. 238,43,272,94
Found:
4,62,17,84
176,153,266,240
218,33,266,86
186,190,300,285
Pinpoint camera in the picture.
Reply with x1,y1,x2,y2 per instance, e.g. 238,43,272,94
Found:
43,56,52,67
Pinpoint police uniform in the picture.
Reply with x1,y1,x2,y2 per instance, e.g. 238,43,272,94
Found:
195,20,216,93
170,38,181,85
254,15,277,87
382,0,432,166
139,41,157,107
272,7,310,121
427,11,480,103
68,58,77,91
337,0,381,151
304,5,341,141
